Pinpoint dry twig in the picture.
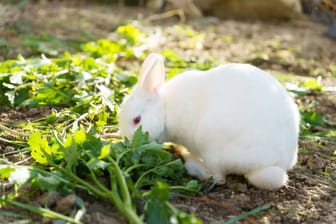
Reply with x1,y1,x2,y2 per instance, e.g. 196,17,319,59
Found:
144,9,186,23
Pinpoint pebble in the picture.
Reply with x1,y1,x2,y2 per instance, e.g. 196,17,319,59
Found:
307,154,326,170
236,183,248,193
55,194,76,213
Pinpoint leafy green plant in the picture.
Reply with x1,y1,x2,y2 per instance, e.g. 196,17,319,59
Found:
1,127,201,223
0,23,146,110
23,34,64,56
0,53,132,109
0,23,205,223
287,77,324,96
302,78,323,92
300,110,336,138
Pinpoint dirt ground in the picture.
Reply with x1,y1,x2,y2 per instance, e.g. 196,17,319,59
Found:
1,1,336,224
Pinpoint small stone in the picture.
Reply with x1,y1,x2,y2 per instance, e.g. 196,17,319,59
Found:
36,191,60,207
311,194,320,202
55,194,76,213
329,169,336,179
233,193,251,204
5,146,15,152
236,183,248,193
307,154,326,170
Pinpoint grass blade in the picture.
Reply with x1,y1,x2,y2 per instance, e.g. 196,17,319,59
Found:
224,204,270,224
0,210,32,219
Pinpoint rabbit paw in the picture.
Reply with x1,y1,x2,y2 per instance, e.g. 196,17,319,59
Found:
185,159,223,182
185,159,210,180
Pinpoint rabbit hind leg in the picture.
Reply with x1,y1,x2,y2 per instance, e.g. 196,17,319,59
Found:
181,147,224,182
246,166,288,190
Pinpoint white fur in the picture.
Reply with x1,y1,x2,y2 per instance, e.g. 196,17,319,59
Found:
119,53,300,190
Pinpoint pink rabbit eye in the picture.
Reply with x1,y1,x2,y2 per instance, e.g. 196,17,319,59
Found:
133,115,141,125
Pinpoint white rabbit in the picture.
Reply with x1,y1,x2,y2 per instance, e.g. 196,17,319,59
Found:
118,53,300,190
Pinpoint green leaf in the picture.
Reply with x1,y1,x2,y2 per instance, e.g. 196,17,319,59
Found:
139,143,172,162
184,180,201,192
0,166,16,179
145,199,169,224
132,126,150,148
147,182,170,201
162,50,186,67
303,79,323,91
28,132,56,165
81,134,103,156
300,111,330,135
96,110,108,126
145,182,170,224
117,24,143,45
33,173,62,191
63,134,80,171
87,158,110,170
74,130,87,144
82,39,122,58
115,73,137,86
301,111,328,127
99,144,110,159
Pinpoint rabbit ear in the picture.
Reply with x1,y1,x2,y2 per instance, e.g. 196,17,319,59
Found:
138,53,165,93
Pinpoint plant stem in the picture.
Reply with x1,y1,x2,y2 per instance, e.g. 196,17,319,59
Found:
169,185,198,193
5,199,81,224
88,168,132,221
54,164,143,224
106,157,143,224
106,156,132,207
53,165,106,198
88,168,126,214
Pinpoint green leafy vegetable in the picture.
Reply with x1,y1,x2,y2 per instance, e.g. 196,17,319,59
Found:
5,126,201,223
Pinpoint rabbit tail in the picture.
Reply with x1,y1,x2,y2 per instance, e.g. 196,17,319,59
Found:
246,166,288,190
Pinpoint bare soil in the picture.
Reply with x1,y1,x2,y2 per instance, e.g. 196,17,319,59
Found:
1,1,335,223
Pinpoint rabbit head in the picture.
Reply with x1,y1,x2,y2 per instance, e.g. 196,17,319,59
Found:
118,53,166,141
